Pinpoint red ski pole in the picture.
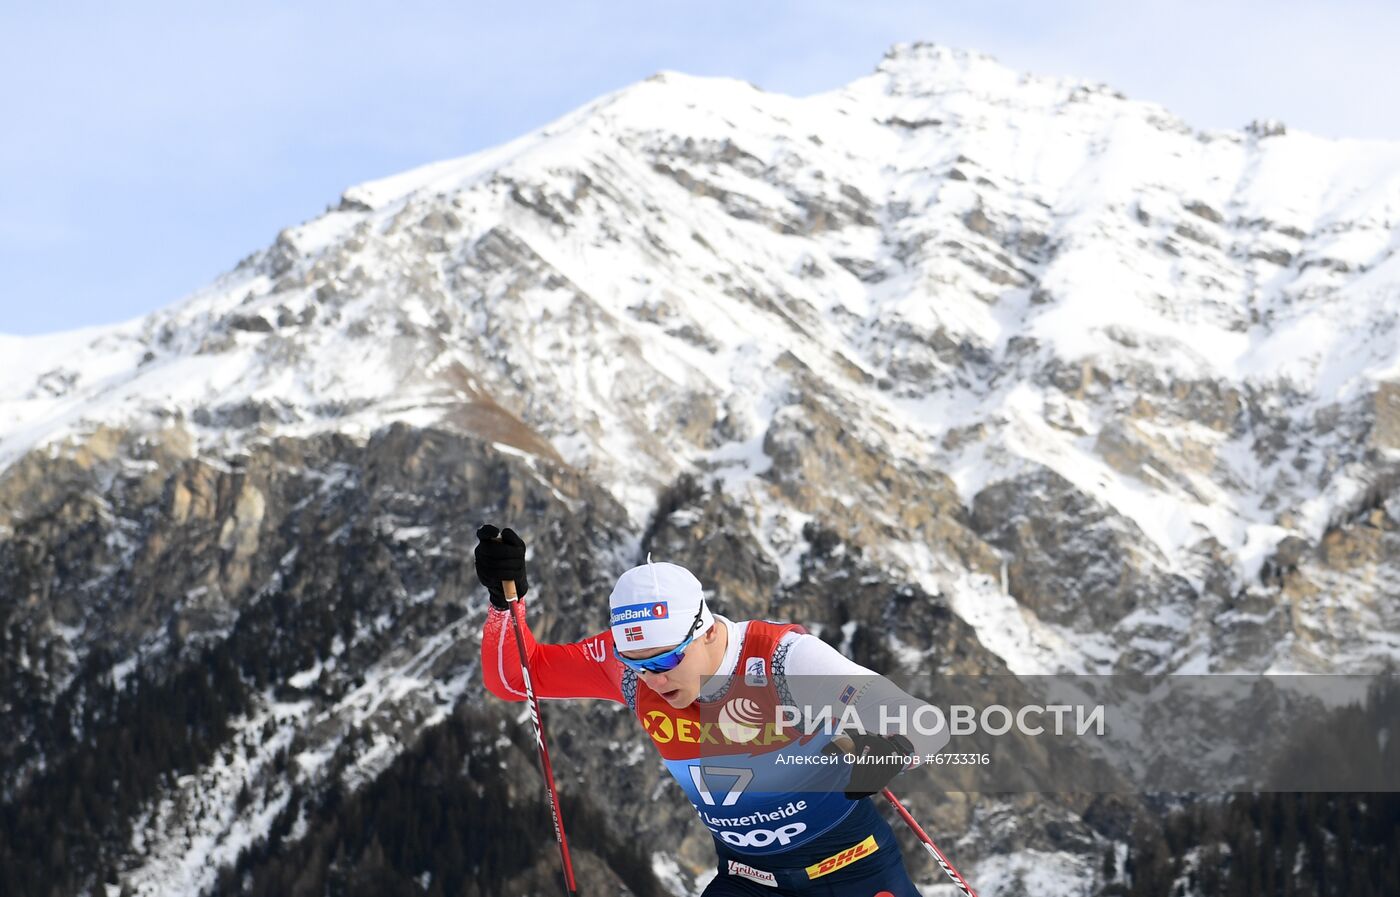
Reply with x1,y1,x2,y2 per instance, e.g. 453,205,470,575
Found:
504,579,579,895
882,789,980,897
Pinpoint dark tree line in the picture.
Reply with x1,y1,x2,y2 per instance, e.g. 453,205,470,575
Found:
0,643,249,896
0,525,418,896
0,517,651,897
1107,678,1399,897
209,705,664,897
1107,792,1400,897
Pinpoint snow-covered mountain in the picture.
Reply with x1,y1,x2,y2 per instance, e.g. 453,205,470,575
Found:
3,43,1398,896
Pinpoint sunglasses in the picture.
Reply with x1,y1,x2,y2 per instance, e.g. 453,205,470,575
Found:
613,601,707,674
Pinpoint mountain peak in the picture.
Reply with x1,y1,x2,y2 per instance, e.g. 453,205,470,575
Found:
875,41,1012,91
871,40,1130,113
880,40,1000,69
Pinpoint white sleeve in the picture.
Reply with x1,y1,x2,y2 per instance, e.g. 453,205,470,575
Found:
778,632,949,767
780,631,881,678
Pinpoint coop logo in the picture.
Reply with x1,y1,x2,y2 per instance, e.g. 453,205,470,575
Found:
719,822,807,848
610,601,669,626
642,703,791,747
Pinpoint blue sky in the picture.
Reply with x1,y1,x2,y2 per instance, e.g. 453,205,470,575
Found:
4,1,1398,335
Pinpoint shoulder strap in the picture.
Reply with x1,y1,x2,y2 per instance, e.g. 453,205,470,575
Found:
621,667,638,712
769,629,801,710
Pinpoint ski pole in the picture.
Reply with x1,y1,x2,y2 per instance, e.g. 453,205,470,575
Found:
503,578,579,895
882,789,980,897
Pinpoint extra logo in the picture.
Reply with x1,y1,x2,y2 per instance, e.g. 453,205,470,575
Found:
726,860,778,887
643,703,790,747
643,710,676,743
719,822,807,848
805,834,879,879
611,601,669,626
744,657,767,686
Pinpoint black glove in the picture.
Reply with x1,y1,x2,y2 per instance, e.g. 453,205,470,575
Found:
474,524,529,610
823,732,916,800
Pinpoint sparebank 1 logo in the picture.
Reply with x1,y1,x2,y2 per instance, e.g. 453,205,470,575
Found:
610,601,669,627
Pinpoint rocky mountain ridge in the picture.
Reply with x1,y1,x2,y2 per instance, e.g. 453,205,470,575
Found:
3,42,1399,896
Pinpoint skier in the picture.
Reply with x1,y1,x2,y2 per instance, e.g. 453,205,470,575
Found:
477,525,947,896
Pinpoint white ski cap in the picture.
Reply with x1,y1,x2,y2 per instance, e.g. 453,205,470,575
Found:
608,557,713,651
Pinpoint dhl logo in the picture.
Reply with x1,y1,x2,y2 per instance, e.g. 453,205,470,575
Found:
804,834,879,879
642,710,791,746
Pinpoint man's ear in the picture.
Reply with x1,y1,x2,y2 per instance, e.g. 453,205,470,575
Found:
703,623,719,643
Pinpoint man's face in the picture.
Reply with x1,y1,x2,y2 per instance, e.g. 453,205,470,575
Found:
620,632,713,707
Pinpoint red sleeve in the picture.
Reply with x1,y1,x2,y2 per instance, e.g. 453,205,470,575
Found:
481,599,625,704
